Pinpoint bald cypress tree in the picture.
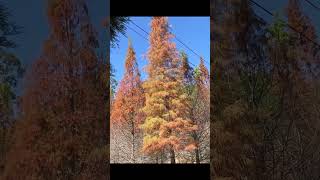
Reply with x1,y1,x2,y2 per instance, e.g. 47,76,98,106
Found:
141,17,196,164
110,41,145,163
2,0,107,178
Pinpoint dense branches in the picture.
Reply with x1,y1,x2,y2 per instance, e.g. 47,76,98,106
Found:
110,41,145,163
110,17,210,164
211,0,320,179
2,0,107,179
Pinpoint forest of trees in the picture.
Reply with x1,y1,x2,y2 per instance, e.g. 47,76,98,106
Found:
0,0,108,179
110,17,210,164
211,0,320,179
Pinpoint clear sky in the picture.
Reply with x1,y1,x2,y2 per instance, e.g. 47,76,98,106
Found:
110,17,210,83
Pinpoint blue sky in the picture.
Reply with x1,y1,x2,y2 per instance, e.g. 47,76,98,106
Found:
110,17,210,83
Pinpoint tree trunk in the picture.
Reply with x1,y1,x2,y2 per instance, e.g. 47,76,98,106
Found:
195,147,200,164
193,132,200,164
131,117,135,163
160,151,164,163
170,147,175,164
131,131,135,163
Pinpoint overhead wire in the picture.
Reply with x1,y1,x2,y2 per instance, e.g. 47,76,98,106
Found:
123,22,205,68
131,20,210,66
304,0,320,11
250,0,320,48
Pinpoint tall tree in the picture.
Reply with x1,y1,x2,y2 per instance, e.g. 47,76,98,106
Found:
211,0,269,178
192,58,210,164
211,0,320,179
0,2,23,173
287,0,318,69
180,51,194,86
196,58,209,100
110,40,145,163
2,0,107,179
141,17,196,164
259,1,320,178
178,54,210,164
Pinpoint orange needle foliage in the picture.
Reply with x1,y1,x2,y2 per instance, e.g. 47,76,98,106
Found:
196,58,210,101
111,40,144,130
2,0,108,179
110,41,145,163
141,17,197,163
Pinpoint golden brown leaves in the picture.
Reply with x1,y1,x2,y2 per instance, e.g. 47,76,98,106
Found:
141,17,198,157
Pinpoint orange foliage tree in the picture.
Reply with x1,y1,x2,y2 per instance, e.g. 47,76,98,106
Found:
191,58,210,163
287,0,317,66
179,54,210,163
110,40,145,163
141,17,197,164
196,58,210,100
2,0,107,179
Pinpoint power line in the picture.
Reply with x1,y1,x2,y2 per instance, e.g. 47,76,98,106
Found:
123,24,198,68
169,26,210,66
304,0,320,11
126,25,148,41
119,31,128,38
131,21,149,36
250,0,320,48
249,0,273,16
131,20,210,67
125,23,199,68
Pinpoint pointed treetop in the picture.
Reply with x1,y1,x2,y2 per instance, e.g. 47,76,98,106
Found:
180,50,187,59
128,37,133,48
180,50,189,67
200,57,204,65
180,50,193,83
199,57,209,75
124,39,138,74
195,56,209,84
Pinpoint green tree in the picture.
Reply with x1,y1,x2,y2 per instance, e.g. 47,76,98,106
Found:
179,54,210,164
110,64,117,103
110,17,130,47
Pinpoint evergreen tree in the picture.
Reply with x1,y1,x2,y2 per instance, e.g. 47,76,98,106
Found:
110,17,130,47
179,55,210,164
110,64,117,103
